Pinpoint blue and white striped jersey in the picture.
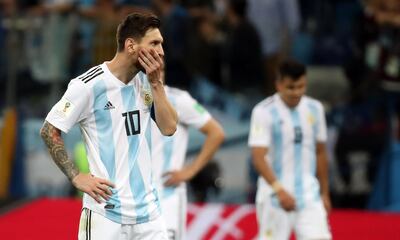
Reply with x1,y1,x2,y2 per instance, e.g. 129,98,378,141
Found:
248,93,327,209
151,86,211,198
46,63,160,224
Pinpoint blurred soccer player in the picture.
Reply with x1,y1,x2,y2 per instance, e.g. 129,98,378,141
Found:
248,59,331,240
40,11,178,240
152,70,225,240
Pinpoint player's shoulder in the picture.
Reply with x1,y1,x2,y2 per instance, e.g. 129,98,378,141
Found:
72,64,105,87
303,96,324,109
253,96,275,112
165,85,192,99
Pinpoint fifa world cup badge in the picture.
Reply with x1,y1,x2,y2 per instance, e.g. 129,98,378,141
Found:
63,102,71,112
56,98,75,118
307,113,315,125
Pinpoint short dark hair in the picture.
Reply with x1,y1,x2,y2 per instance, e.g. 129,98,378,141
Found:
116,11,161,52
278,59,306,81
229,0,247,18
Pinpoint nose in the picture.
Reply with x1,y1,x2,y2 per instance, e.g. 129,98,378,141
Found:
292,89,302,98
157,45,164,58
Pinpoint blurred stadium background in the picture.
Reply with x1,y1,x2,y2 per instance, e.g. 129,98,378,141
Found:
1,0,400,239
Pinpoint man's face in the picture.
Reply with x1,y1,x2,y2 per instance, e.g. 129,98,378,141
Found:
276,75,307,108
133,28,164,71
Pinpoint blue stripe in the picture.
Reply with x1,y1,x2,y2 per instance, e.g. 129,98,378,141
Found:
121,85,149,222
93,80,122,222
270,107,283,179
162,136,175,198
290,109,304,209
270,107,282,208
146,118,161,210
308,102,321,201
308,103,318,175
307,102,319,140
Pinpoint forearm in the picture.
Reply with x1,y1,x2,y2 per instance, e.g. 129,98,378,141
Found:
316,145,330,196
251,147,278,185
185,120,224,177
40,121,79,181
151,84,178,136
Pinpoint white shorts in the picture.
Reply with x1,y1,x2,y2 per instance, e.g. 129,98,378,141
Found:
256,194,331,240
78,208,168,240
160,187,187,240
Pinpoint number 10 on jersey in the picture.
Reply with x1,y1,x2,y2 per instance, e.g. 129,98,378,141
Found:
122,110,140,136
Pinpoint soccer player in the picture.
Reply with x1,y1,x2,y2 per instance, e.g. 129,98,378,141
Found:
152,72,225,240
40,11,178,240
248,59,332,240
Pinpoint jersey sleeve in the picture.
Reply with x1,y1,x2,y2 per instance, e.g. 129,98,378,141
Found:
45,80,90,133
316,102,328,142
177,92,211,129
248,106,271,147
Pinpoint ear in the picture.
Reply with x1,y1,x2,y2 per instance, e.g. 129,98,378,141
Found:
125,38,137,54
275,79,281,91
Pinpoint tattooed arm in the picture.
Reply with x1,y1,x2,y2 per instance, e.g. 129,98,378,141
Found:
40,120,79,180
40,121,114,203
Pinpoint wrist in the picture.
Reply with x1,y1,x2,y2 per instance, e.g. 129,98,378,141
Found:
183,166,197,180
70,171,81,185
150,79,163,89
321,192,330,198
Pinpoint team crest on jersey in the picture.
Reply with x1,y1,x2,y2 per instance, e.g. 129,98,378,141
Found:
307,113,315,125
140,86,153,107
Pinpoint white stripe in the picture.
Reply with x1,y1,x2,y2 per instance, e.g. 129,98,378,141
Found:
186,204,224,239
211,205,254,240
138,118,158,214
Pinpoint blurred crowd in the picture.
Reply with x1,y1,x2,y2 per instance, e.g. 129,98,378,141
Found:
0,0,302,112
1,0,400,208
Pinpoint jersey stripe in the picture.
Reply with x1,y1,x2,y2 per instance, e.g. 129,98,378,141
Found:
307,102,321,201
270,107,283,180
270,107,283,207
93,80,122,222
145,119,153,177
83,70,104,83
307,102,319,176
85,209,89,240
145,121,152,153
88,209,92,240
161,96,176,198
146,124,161,211
162,137,175,198
121,86,150,223
290,109,304,209
81,67,102,80
79,66,100,79
307,102,319,140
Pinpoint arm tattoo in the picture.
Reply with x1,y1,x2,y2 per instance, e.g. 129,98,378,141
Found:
40,121,79,181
